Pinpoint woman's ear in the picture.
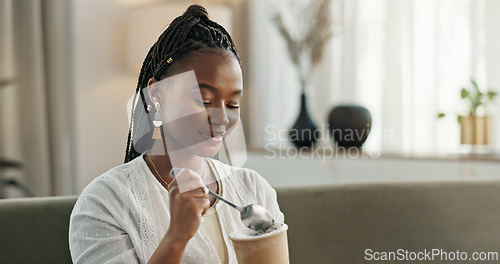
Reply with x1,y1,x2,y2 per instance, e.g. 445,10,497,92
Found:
147,77,160,103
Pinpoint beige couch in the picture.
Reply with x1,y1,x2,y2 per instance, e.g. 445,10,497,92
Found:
2,180,500,263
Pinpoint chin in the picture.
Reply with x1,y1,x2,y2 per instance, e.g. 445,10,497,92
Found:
186,142,222,158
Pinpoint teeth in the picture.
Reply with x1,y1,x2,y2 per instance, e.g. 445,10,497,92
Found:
200,131,224,140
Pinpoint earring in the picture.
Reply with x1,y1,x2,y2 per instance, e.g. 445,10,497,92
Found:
152,101,162,139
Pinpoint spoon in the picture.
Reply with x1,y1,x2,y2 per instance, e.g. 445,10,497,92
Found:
170,168,275,231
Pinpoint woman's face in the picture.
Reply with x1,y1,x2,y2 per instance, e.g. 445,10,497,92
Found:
152,51,243,157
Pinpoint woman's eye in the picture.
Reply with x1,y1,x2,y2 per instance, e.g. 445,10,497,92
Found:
196,99,212,106
196,99,239,109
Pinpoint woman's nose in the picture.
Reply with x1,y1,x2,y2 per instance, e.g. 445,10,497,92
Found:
207,107,230,127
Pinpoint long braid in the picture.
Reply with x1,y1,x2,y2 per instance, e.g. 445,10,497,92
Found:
124,4,240,163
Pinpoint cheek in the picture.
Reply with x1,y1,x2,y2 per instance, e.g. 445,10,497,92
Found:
160,100,205,124
226,110,240,130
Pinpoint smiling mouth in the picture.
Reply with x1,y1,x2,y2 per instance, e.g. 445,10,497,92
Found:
199,130,226,143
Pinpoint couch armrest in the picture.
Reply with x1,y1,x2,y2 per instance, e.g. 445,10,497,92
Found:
0,196,78,263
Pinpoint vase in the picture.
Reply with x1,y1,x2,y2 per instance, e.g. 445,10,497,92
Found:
289,93,319,147
327,105,371,148
460,115,491,145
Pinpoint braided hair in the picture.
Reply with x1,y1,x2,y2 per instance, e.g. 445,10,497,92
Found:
124,4,240,163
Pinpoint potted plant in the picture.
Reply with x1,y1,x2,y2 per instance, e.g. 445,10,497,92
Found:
438,78,497,146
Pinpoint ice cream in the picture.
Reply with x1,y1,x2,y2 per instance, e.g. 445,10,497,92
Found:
229,223,289,264
230,222,287,239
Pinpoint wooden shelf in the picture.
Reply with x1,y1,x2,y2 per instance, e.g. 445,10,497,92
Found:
247,146,500,162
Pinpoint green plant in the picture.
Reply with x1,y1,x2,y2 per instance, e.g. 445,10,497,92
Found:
437,78,497,121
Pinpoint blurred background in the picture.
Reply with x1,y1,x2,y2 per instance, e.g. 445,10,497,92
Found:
1,0,500,198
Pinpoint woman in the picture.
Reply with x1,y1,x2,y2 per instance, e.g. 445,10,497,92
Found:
69,4,284,264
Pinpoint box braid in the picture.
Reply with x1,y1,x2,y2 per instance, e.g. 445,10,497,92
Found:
124,4,240,163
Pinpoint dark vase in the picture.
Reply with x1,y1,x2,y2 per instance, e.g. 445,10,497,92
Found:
327,105,372,148
289,93,319,147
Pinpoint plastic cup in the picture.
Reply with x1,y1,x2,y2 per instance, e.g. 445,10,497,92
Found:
229,224,289,264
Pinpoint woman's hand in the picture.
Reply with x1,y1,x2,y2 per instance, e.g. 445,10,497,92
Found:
166,168,210,243
148,168,209,264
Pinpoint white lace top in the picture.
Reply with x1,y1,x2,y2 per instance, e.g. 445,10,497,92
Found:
69,154,285,264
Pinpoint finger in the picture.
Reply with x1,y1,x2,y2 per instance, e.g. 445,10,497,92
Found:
179,185,208,199
201,197,210,216
167,168,202,192
177,172,205,193
170,168,191,185
177,180,204,193
201,186,209,199
170,167,182,179
166,168,184,192
171,168,203,184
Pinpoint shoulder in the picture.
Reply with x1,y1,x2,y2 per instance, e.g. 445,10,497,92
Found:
78,156,147,202
72,156,149,223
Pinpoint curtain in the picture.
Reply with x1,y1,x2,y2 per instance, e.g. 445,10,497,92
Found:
248,0,493,154
0,0,73,197
352,0,487,153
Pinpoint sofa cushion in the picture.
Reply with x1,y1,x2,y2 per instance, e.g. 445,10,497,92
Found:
3,180,500,264
0,195,78,264
276,180,500,264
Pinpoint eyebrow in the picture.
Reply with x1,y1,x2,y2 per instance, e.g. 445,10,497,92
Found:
194,83,243,94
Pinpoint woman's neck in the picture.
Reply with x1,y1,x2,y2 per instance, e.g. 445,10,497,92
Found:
148,140,207,180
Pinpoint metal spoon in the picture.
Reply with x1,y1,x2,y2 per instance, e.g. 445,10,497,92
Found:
170,167,275,231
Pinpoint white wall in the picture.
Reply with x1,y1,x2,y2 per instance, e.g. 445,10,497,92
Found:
73,0,136,192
